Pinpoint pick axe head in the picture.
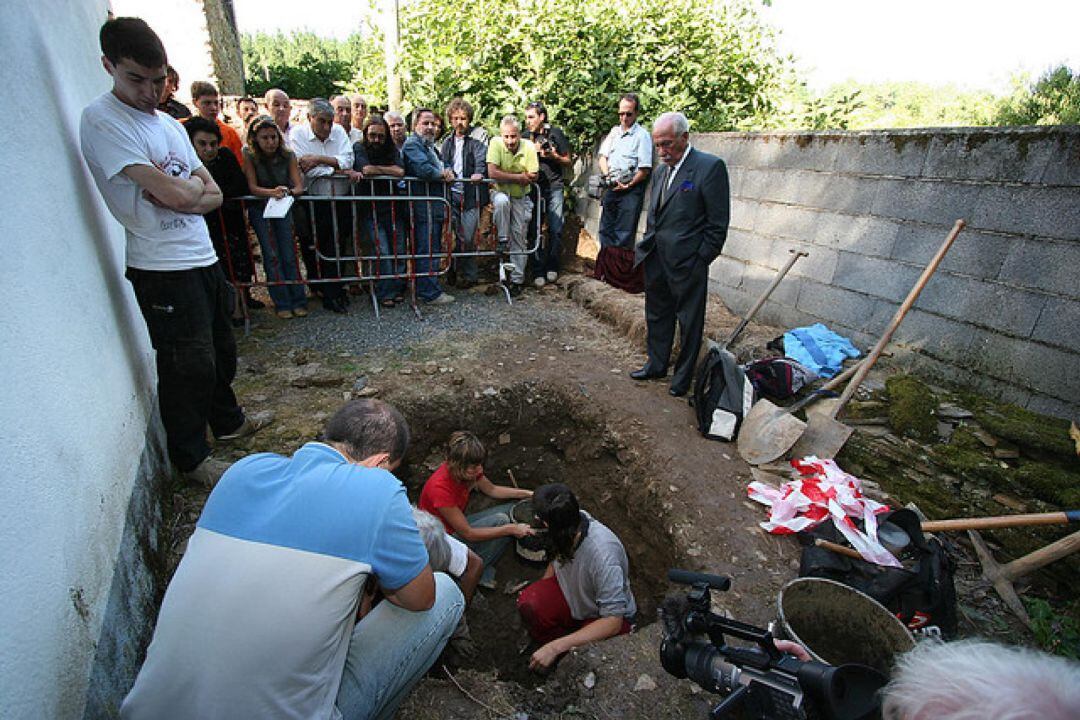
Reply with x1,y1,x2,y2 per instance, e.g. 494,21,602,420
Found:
737,398,807,465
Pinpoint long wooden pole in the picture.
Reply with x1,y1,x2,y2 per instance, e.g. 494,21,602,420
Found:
922,510,1080,533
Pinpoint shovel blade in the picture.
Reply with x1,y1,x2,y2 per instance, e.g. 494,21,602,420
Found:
789,414,853,460
738,399,807,465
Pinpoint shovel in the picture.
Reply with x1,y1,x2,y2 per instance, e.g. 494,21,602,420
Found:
722,248,808,349
738,359,866,465
789,219,966,460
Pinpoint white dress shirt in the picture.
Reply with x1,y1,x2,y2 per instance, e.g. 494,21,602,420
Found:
289,122,354,193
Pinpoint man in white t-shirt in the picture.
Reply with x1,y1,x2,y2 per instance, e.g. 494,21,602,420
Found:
80,17,264,487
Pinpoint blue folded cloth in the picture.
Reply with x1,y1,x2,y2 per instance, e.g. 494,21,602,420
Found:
783,323,861,379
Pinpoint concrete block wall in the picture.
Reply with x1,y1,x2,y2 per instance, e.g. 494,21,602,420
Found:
577,127,1080,419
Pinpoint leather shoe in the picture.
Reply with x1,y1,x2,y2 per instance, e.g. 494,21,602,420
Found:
669,386,688,397
629,367,666,381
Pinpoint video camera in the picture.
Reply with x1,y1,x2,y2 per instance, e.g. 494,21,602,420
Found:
586,168,636,199
660,569,885,720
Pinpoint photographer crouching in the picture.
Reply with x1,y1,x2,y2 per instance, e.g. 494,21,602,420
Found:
593,92,652,292
523,101,571,287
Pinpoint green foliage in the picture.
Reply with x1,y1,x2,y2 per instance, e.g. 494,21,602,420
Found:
243,0,790,155
1025,597,1080,659
991,65,1080,126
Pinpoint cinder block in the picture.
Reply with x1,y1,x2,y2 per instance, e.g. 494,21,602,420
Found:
1031,296,1080,353
779,244,838,285
832,132,930,178
795,279,893,336
738,264,803,307
891,224,1010,279
997,238,1079,299
870,178,979,225
1025,394,1079,422
891,308,977,364
711,255,747,289
833,252,924,304
802,173,871,215
833,216,900,257
971,185,1080,240
921,132,1009,182
729,198,759,233
738,168,773,200
968,330,1080,400
916,273,1046,337
722,229,761,263
753,204,821,242
1038,130,1080,185
768,137,841,173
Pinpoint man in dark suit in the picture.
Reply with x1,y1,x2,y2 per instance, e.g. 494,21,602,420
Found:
630,112,730,396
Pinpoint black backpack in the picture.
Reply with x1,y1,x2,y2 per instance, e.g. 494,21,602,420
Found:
693,343,754,442
798,509,958,637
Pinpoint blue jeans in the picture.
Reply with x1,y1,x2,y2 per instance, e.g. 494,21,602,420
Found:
465,502,516,585
450,193,479,282
247,206,308,311
409,202,445,301
536,185,565,274
364,214,406,301
335,573,464,720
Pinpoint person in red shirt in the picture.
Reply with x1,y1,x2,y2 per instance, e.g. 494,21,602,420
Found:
419,431,533,587
188,80,244,161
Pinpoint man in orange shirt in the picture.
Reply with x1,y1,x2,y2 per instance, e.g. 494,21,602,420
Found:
188,80,243,160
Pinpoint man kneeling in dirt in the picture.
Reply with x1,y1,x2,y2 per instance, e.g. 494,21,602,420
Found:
517,483,636,671
121,399,464,720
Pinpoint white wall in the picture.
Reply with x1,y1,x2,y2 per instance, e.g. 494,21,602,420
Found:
0,2,163,717
110,0,218,103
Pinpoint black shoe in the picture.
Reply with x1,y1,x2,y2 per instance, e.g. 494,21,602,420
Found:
508,284,524,298
323,296,348,314
669,386,688,397
244,295,265,310
630,366,666,381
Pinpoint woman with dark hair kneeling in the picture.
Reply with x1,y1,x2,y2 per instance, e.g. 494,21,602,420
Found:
517,483,636,671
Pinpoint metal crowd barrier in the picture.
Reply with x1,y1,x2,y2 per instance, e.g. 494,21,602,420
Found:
207,175,545,326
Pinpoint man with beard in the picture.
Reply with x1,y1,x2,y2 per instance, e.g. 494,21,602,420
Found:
353,115,407,306
402,108,456,305
487,115,538,297
440,98,488,289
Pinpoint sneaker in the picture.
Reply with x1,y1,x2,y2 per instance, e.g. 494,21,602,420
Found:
292,306,308,318
181,456,231,488
216,415,270,442
508,284,524,299
546,271,558,283
426,293,455,305
533,277,546,289
275,309,293,319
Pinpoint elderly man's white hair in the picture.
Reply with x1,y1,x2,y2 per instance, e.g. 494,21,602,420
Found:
412,508,452,573
654,112,689,136
384,110,404,122
500,115,521,131
882,639,1080,719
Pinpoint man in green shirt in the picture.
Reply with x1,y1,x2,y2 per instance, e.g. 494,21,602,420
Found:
486,116,538,295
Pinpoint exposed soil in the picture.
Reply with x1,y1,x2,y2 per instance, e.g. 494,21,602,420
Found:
156,251,1074,718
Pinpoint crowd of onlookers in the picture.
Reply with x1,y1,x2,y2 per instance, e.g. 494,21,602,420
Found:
160,67,579,316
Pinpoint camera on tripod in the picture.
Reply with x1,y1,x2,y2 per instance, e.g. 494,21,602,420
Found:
660,569,885,720
586,168,636,199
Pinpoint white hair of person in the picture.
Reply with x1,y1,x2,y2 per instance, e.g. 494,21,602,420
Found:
384,110,404,122
655,111,689,136
500,115,520,131
411,507,452,573
882,639,1080,720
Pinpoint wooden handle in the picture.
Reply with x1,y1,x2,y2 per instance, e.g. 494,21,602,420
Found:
815,538,867,561
1001,530,1080,581
786,359,867,414
923,510,1079,533
834,219,966,416
507,469,519,489
724,249,808,349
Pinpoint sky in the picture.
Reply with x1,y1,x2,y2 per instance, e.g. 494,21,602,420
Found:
231,0,1080,94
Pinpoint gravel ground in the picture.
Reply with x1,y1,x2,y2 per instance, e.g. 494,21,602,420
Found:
257,284,570,357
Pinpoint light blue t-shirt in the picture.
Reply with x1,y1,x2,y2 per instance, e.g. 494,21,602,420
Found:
121,442,428,720
599,122,653,173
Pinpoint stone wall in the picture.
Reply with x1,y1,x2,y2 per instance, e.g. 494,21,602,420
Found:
578,127,1080,419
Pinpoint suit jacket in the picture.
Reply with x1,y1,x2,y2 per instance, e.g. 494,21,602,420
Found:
635,147,730,287
439,131,489,209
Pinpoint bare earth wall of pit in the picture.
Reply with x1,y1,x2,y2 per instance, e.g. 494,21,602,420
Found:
578,126,1080,420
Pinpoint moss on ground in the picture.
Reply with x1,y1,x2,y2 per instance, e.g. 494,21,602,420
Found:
886,374,938,441
957,391,1075,459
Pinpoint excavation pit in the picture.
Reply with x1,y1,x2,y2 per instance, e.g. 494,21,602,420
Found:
394,382,682,685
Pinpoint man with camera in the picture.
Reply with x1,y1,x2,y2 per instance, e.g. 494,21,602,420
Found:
523,101,571,288
594,93,652,291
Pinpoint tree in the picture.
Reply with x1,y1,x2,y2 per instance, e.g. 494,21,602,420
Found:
991,65,1080,126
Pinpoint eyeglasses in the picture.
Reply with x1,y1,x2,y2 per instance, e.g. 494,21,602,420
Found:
618,111,635,116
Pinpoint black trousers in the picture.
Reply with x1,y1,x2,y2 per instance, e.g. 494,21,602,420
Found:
310,198,351,301
598,183,646,249
642,253,709,394
126,264,245,471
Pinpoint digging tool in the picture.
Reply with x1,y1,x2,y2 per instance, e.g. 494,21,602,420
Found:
921,509,1080,533
722,248,808,349
789,219,967,460
738,359,866,465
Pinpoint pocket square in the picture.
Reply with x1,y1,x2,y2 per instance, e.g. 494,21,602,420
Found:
678,180,694,192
